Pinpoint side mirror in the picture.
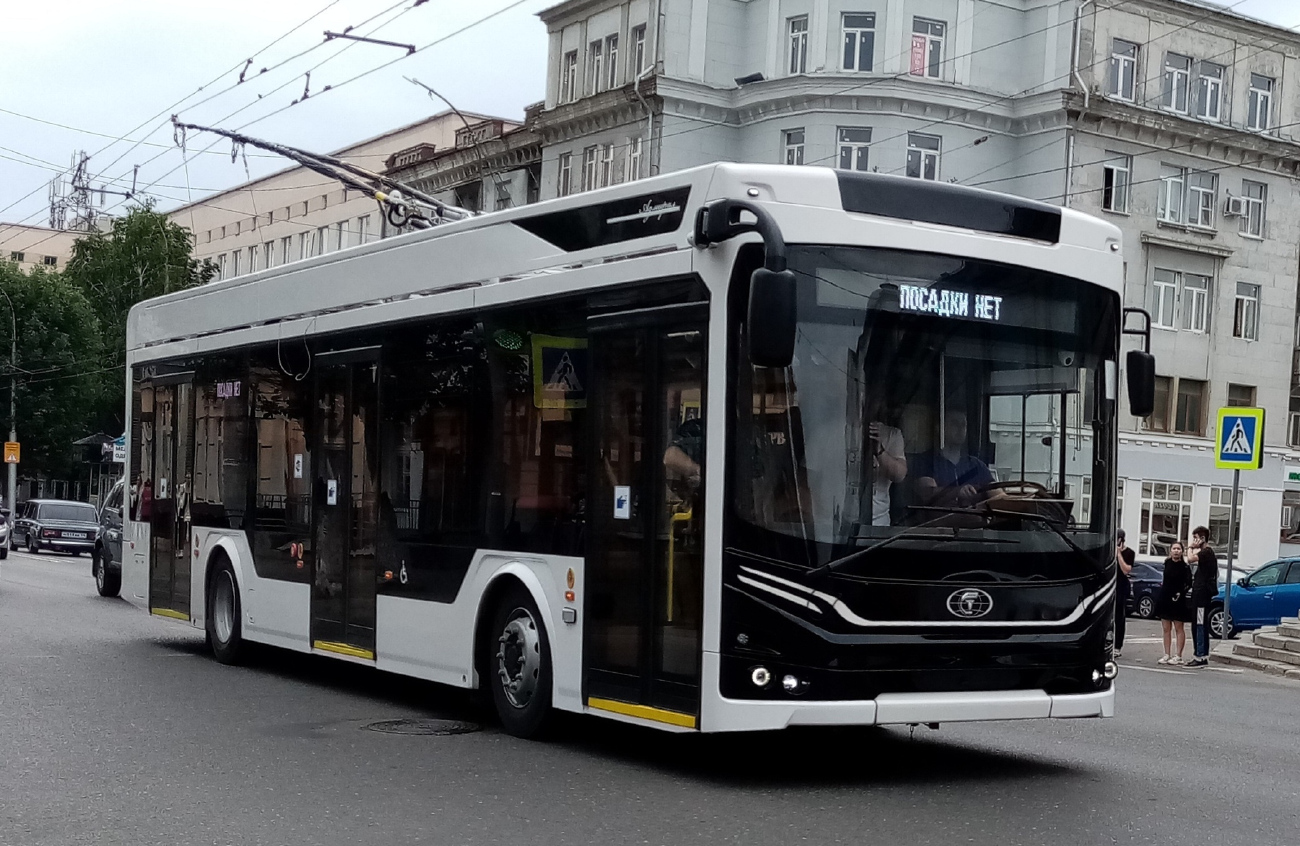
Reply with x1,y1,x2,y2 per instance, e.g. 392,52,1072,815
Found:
748,268,797,368
1237,576,1249,587
1126,349,1156,418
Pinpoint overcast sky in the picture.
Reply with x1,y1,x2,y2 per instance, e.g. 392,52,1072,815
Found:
0,0,1294,228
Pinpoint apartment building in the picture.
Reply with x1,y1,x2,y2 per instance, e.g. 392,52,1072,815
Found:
0,223,80,273
169,110,518,280
532,0,1300,566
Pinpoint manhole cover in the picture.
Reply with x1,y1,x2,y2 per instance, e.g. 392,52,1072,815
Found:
363,718,481,736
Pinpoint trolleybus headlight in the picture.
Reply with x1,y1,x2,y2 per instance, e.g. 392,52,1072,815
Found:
750,666,772,688
782,674,807,695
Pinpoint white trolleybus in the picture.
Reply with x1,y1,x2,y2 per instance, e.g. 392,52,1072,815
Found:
122,163,1156,737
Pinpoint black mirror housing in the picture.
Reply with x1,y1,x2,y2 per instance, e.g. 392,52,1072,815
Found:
1126,349,1156,418
1237,577,1248,587
748,268,797,368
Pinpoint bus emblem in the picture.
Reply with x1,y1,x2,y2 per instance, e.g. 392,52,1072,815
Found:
946,589,993,619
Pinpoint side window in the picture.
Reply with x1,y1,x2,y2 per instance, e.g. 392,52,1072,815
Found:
1250,563,1283,587
1283,563,1300,585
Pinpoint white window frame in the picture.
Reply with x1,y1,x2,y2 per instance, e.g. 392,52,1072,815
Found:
842,13,876,72
837,126,872,171
216,253,227,279
1158,165,1185,224
335,221,346,252
1151,268,1178,330
1138,480,1193,556
1248,73,1273,131
1109,39,1138,101
1102,153,1131,213
1187,171,1216,229
587,40,604,95
231,249,241,277
626,136,643,182
357,215,371,244
280,236,292,265
1233,282,1260,341
788,16,808,75
1162,53,1192,114
631,25,646,76
581,146,599,191
263,241,274,269
906,132,941,180
1181,274,1209,334
783,128,805,165
558,152,573,196
605,34,619,90
561,50,578,103
1289,413,1300,448
315,226,327,256
298,232,309,260
600,143,615,187
1241,180,1266,238
912,18,945,79
1195,61,1224,121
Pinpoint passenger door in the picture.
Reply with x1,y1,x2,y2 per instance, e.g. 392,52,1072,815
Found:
101,484,124,566
147,377,195,619
1234,561,1285,627
1271,561,1300,622
310,350,380,659
584,304,707,728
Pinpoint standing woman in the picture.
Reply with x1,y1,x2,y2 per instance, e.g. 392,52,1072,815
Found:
1156,541,1194,665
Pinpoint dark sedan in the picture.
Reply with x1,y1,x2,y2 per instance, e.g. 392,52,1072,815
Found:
12,498,101,555
1126,561,1164,619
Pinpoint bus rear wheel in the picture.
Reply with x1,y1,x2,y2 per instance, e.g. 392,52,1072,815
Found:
488,585,553,739
206,559,246,665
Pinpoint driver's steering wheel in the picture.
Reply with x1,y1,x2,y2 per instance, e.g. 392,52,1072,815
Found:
983,480,1050,499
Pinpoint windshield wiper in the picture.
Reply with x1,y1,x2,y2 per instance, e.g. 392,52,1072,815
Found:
910,504,1088,559
807,512,1010,579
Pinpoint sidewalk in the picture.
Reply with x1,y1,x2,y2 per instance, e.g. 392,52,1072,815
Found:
1210,618,1300,681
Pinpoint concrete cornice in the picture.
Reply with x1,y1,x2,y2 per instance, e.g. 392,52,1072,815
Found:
391,131,542,193
1115,0,1300,54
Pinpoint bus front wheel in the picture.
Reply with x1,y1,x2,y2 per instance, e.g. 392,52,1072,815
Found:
206,558,246,665
487,585,554,739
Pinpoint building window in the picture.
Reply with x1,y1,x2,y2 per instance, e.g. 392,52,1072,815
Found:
335,221,346,251
1158,165,1185,223
1248,74,1272,131
248,245,258,272
263,241,274,269
1108,39,1139,101
587,40,604,94
298,232,309,260
1241,180,1266,238
631,25,646,76
1209,486,1243,557
837,127,872,171
788,16,808,74
1187,171,1216,228
495,181,512,211
231,250,241,277
1102,152,1131,213
41,255,57,267
1174,378,1207,435
1149,376,1172,432
216,253,227,279
1139,481,1193,556
1289,413,1300,448
842,13,876,72
357,215,371,244
783,129,805,165
581,146,599,191
8,252,23,263
1227,383,1256,407
906,132,941,180
1152,268,1178,329
315,226,327,256
1162,53,1192,114
1180,274,1209,333
561,50,578,103
600,143,615,187
605,34,619,89
281,236,292,265
911,18,945,78
1234,283,1260,341
1195,61,1224,121
558,152,573,196
626,137,643,181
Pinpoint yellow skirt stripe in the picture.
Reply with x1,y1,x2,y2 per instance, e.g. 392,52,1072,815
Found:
150,607,190,621
587,697,697,729
312,640,376,661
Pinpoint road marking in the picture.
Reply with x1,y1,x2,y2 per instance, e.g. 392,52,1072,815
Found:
1119,664,1194,676
1123,637,1164,644
1206,666,1244,674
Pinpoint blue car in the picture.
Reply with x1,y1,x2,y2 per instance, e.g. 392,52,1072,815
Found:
1208,557,1300,638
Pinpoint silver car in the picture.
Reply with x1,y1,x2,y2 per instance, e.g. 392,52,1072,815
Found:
12,499,100,555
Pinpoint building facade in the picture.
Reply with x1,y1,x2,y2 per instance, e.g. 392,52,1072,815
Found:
532,0,1300,567
383,115,542,212
168,110,519,281
0,223,80,273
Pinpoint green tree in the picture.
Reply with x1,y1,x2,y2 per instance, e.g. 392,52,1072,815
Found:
63,202,216,434
0,262,103,479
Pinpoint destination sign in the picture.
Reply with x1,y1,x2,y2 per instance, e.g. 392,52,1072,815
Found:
899,284,1004,321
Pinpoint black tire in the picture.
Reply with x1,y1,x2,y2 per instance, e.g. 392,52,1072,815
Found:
27,536,39,554
1136,595,1155,619
206,558,246,665
0,542,8,560
1209,605,1235,639
93,548,120,598
486,585,554,739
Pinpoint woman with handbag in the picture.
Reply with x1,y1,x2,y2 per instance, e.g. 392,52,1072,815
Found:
1155,541,1194,665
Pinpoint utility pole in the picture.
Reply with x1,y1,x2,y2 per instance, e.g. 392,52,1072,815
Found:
0,288,16,515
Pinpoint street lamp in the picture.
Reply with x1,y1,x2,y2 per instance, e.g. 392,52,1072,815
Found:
0,288,15,516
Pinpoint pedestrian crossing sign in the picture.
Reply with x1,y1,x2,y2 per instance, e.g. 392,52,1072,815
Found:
1215,407,1264,470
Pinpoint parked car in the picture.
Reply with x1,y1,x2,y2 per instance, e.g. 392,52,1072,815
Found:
1127,560,1164,618
1208,557,1300,638
12,498,100,555
92,480,124,597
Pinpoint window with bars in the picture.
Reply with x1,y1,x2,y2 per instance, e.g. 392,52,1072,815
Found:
836,127,872,171
1139,481,1193,556
1102,153,1130,213
1233,283,1259,341
783,129,805,165
1248,73,1272,131
1241,180,1266,238
842,13,875,72
788,16,808,74
1162,53,1192,113
906,133,940,180
1109,39,1138,101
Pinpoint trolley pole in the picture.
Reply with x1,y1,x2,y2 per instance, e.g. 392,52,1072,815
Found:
1222,469,1240,637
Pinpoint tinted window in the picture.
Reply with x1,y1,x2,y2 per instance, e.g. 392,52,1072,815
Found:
193,359,251,529
39,503,97,522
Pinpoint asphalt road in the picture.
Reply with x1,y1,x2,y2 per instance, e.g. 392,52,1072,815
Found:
2,549,1297,846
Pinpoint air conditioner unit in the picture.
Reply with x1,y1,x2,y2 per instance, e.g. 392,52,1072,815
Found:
1224,195,1246,217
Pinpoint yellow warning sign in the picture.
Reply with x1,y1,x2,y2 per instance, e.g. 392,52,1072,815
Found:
3,442,18,464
